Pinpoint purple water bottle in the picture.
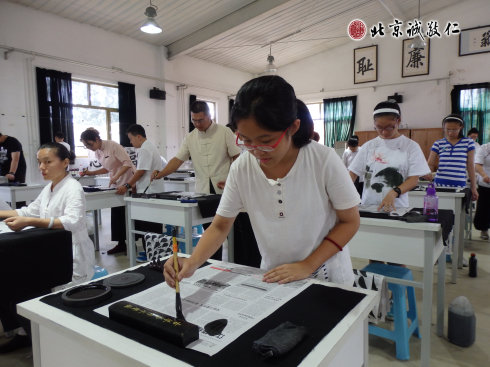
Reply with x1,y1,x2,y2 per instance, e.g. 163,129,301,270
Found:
423,182,438,222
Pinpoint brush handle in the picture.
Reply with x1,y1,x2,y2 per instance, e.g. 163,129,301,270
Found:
172,236,180,293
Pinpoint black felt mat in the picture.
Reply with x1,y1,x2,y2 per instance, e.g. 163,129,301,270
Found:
40,265,365,366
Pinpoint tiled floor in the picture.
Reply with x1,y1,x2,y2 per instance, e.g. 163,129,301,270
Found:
1,209,489,366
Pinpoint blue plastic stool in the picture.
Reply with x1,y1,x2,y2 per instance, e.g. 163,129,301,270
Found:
91,265,109,280
362,263,420,360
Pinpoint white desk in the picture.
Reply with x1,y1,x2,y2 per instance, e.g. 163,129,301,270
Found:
17,261,379,367
163,178,195,192
84,191,127,251
348,217,445,367
125,197,215,267
0,184,43,207
409,190,465,283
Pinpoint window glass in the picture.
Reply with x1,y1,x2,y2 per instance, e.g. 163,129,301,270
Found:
72,79,119,157
110,112,120,143
307,103,325,145
72,81,88,105
90,84,118,108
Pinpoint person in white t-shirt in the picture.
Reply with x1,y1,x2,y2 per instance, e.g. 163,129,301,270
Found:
54,131,71,152
342,135,363,196
164,76,360,286
474,143,490,240
116,124,164,195
349,101,430,211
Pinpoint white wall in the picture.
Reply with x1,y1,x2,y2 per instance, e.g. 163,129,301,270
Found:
0,1,251,182
279,0,490,132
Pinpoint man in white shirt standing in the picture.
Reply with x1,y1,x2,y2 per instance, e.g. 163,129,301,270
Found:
116,124,165,262
116,124,164,195
153,101,241,194
153,101,241,260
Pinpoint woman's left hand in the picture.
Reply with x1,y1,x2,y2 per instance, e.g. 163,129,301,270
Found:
4,216,31,231
377,190,397,212
263,262,312,284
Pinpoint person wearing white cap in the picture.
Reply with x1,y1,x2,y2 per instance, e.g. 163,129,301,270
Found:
348,101,430,212
426,114,478,201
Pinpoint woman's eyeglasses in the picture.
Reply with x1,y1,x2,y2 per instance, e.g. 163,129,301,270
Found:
374,125,396,132
235,129,287,152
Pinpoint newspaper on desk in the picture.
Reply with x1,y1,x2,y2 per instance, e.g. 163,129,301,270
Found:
95,264,310,356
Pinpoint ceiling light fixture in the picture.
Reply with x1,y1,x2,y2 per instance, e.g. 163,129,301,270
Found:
140,0,162,34
264,44,278,75
409,0,426,49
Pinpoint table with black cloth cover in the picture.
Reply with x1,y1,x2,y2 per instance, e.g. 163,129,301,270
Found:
18,261,379,367
0,228,72,332
359,208,454,244
409,188,467,283
348,213,446,367
125,195,238,267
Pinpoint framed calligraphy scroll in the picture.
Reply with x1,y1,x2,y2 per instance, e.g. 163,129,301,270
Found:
402,38,430,77
353,45,377,84
459,25,490,56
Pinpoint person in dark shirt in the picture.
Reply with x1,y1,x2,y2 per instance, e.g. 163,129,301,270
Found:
0,133,27,183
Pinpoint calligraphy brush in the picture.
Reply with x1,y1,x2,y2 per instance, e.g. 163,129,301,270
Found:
173,227,185,320
142,180,152,194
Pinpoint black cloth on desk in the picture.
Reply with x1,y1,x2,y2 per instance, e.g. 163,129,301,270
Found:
0,229,73,331
41,265,365,367
359,209,455,244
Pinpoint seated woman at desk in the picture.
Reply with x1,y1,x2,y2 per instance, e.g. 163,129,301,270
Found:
165,75,360,286
425,114,478,201
80,128,135,254
348,101,429,212
0,142,95,352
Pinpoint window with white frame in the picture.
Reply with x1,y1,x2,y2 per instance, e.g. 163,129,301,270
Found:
197,99,216,121
72,79,119,157
306,102,325,145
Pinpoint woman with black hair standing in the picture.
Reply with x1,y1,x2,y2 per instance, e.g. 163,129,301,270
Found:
0,142,95,352
427,114,478,200
79,128,135,254
165,75,360,286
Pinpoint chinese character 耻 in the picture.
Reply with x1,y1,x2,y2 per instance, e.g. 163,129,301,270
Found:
406,48,425,69
444,22,461,36
370,22,385,38
426,20,441,38
406,19,425,40
357,57,374,75
388,19,403,38
481,30,490,48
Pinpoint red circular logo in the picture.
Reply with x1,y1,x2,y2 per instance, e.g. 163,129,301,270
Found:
348,19,367,40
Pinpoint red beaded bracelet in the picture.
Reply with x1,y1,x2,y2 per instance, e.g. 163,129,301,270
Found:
325,236,343,251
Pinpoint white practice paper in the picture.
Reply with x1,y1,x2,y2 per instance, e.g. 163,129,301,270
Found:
95,263,311,356
0,221,13,233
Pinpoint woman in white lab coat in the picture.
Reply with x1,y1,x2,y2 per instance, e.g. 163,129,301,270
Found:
1,142,95,281
0,142,95,352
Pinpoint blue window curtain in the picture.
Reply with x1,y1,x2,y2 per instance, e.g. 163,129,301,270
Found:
451,82,490,144
323,96,357,147
35,67,73,149
118,82,136,147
